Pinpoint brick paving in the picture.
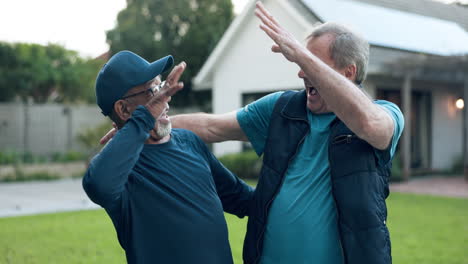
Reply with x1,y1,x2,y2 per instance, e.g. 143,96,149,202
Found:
390,175,468,198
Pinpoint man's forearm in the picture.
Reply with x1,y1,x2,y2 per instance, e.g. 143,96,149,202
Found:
296,50,394,149
171,113,211,140
83,106,154,207
171,111,248,143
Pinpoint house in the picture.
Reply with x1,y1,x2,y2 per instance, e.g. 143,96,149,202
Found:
193,0,468,177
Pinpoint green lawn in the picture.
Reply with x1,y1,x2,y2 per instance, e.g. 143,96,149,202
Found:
0,193,467,264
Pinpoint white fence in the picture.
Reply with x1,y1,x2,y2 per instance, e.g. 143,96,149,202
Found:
0,103,204,155
0,103,107,155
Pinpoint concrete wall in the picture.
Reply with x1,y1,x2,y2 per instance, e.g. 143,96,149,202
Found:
0,103,204,156
0,103,106,155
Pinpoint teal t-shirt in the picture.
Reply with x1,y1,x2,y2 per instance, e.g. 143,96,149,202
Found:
237,91,404,264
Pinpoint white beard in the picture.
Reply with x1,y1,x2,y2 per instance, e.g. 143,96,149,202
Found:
155,121,172,138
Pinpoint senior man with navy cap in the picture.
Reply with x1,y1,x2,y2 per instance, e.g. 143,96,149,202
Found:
82,50,253,264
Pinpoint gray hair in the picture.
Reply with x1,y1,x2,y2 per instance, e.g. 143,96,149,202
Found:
308,22,369,84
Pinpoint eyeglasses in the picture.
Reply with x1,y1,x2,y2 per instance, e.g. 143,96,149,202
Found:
121,81,166,100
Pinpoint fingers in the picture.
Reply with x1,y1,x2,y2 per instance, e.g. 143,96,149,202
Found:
259,23,279,42
255,10,279,35
100,127,117,145
255,1,280,27
160,61,186,97
255,2,283,44
166,61,186,87
271,44,281,53
145,62,185,118
255,1,282,36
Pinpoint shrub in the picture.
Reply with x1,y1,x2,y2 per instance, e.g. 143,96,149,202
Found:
450,154,463,174
390,150,403,182
0,151,22,165
1,172,61,182
51,151,87,163
0,166,61,182
0,150,86,165
76,121,113,154
218,151,262,179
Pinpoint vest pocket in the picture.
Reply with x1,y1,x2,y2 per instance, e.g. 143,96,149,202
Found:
332,134,357,145
329,134,377,179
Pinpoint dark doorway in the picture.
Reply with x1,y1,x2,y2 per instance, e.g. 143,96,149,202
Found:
377,89,432,169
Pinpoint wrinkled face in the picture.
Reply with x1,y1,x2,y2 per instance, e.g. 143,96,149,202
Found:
298,34,348,114
122,76,171,141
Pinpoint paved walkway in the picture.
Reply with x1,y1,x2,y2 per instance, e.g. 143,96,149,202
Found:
0,178,99,218
1,176,467,218
390,175,468,198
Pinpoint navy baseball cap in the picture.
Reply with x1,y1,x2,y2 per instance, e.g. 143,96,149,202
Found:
95,50,174,116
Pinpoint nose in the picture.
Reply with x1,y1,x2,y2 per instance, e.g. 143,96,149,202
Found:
298,69,305,79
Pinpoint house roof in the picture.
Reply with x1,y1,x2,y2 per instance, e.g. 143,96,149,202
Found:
301,0,468,56
194,0,468,88
353,0,468,32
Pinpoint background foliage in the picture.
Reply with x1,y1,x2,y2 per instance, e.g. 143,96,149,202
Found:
218,150,262,179
106,0,234,107
0,42,103,103
0,0,234,106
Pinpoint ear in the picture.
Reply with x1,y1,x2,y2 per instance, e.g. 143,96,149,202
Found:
344,64,357,82
114,100,132,122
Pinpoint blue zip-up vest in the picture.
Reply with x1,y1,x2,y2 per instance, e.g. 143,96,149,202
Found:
243,90,392,264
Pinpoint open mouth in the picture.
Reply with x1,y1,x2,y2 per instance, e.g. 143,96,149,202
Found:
306,86,318,96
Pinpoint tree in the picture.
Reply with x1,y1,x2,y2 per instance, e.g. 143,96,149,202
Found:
0,42,19,101
0,42,103,103
106,0,234,107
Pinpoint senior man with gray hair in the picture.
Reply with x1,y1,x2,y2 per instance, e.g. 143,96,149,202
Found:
100,4,404,264
170,4,403,263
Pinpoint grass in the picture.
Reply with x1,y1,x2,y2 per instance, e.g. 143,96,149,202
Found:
0,193,467,264
388,194,468,264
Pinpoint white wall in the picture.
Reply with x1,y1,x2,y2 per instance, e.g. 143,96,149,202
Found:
211,0,314,155
431,89,463,169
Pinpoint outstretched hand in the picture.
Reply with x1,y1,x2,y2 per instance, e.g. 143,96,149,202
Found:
254,1,306,63
99,61,186,145
145,61,186,119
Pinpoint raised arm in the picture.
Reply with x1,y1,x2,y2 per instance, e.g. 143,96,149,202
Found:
171,111,249,143
254,1,394,150
85,62,186,208
83,107,155,208
101,109,248,145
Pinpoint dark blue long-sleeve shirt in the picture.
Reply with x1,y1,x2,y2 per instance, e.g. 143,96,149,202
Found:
83,106,253,264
